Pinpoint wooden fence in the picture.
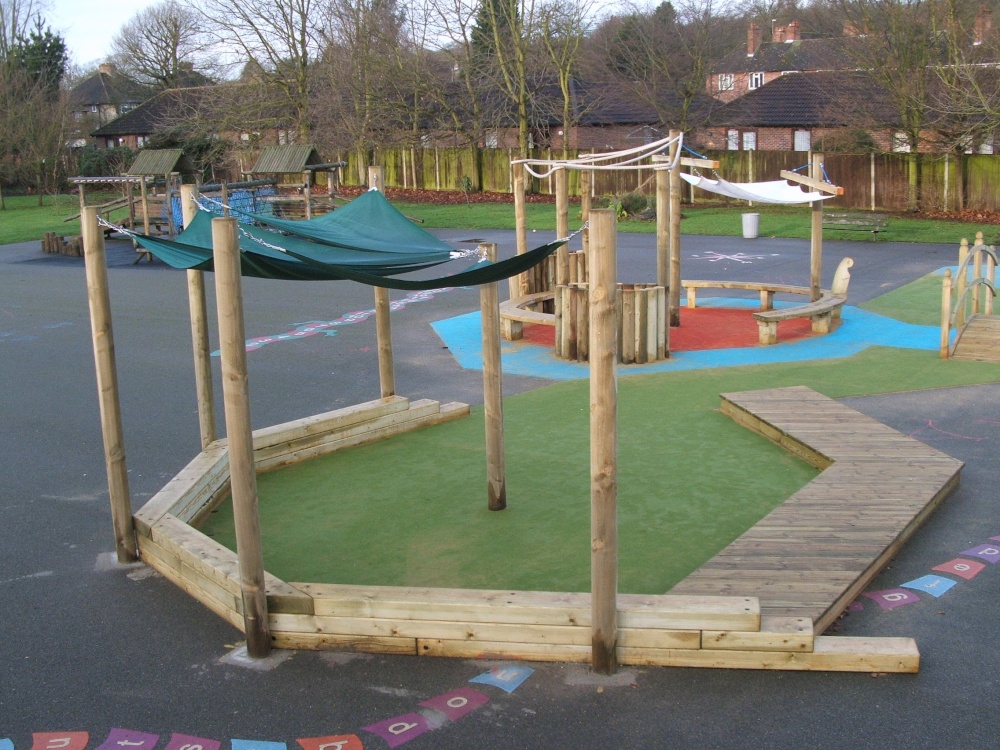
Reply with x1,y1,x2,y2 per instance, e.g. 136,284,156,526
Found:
329,147,1000,212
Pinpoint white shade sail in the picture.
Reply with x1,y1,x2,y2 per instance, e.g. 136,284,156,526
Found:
680,173,835,204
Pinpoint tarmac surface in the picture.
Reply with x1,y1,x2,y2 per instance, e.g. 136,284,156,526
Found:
2,229,999,749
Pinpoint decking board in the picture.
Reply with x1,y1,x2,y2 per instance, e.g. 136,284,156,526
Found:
670,386,963,634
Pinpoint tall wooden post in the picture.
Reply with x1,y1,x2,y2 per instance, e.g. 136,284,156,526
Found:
656,163,669,290
512,163,528,297
368,166,395,398
940,269,952,359
212,216,271,658
555,167,569,286
167,172,179,237
589,209,618,675
181,185,216,449
479,243,506,511
303,170,312,220
139,178,151,235
668,131,682,326
810,153,824,302
82,207,137,563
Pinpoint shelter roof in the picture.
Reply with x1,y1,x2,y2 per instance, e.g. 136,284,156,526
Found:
249,145,324,174
126,149,197,176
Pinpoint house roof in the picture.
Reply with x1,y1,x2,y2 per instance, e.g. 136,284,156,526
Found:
713,38,855,75
249,145,324,174
69,70,149,109
126,149,197,176
707,71,899,128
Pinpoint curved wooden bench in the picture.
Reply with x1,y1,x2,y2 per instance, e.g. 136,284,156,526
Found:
752,292,846,345
499,291,555,340
682,280,812,312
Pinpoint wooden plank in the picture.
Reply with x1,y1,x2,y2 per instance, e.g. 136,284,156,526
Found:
251,396,410,449
273,631,417,654
268,612,701,650
618,636,917,672
702,617,813,652
134,442,230,535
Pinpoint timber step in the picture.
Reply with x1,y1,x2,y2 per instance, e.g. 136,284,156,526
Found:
670,386,963,634
952,315,1000,362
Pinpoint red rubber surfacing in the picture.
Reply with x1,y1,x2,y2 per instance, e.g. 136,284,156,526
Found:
520,307,815,351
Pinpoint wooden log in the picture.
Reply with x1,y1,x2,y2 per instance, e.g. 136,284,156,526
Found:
656,163,669,289
181,185,216,450
589,209,618,674
621,285,635,364
810,153,824,302
668,131,682,326
374,287,395,398
212,216,271,657
82,207,137,563
956,238,969,330
479,243,506,511
555,167,569,287
656,285,667,360
512,164,528,297
580,170,591,257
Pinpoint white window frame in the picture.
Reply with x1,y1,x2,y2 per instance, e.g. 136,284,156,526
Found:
891,131,911,153
742,131,757,151
793,129,811,151
718,73,734,92
748,72,765,90
727,129,739,150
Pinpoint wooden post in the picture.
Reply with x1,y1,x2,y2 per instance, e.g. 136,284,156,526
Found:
181,185,216,449
941,269,952,359
956,238,969,330
513,163,528,297
82,207,138,563
589,209,618,675
221,182,229,218
810,153,824,302
555,167,569,287
303,170,312,220
669,131,682,326
580,170,592,257
139,178,151,235
212,216,271,658
479,243,506,511
166,173,179,237
656,162,669,290
368,166,395,398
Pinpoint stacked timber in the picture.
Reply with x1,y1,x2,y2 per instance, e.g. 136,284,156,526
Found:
41,232,83,257
525,250,589,296
555,282,667,364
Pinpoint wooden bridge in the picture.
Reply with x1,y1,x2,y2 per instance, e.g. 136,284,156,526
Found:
951,314,1000,362
670,386,964,635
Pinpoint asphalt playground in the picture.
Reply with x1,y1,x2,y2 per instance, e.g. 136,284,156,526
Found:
2,226,999,749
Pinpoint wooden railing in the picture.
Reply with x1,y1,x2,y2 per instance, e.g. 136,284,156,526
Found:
941,231,998,358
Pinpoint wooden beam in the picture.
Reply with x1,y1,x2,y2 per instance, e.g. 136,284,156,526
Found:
555,167,569,286
367,166,395,398
479,243,506,511
589,209,618,674
81,207,137,563
779,169,845,196
181,185,216,450
651,154,720,170
810,154,824,302
668,131,682,326
212,216,271,658
512,164,528,297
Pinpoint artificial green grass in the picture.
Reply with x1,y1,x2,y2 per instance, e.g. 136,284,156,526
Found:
0,193,128,244
860,272,947,326
199,346,1000,594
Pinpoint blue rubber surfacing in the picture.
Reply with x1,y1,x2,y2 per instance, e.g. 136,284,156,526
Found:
432,296,944,381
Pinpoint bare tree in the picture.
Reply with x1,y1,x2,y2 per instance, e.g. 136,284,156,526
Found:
539,0,593,158
0,0,46,58
197,0,326,141
111,0,219,89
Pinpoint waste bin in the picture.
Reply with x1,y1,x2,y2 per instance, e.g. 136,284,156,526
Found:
742,213,760,239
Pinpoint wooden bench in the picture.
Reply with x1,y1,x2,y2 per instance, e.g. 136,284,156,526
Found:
684,257,854,345
752,292,847,344
499,291,555,340
823,212,889,237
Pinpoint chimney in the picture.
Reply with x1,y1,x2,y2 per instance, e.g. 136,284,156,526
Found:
974,5,992,45
772,25,786,43
98,62,115,75
748,22,763,56
786,21,800,41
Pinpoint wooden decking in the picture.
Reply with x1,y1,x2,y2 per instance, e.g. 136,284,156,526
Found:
953,315,1000,362
669,386,964,634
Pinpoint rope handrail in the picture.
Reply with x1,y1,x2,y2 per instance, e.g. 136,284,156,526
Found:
511,133,683,178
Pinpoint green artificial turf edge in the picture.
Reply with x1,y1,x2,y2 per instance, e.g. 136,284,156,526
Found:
198,345,1000,594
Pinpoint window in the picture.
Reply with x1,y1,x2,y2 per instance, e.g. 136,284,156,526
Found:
793,129,811,151
978,139,994,155
891,131,911,153
718,73,734,92
136,136,148,148
748,72,765,90
485,130,499,148
727,129,739,150
742,131,757,150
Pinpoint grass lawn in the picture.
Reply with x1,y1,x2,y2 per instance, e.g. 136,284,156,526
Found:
1,190,993,246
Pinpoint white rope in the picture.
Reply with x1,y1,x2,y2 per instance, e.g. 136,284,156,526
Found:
511,133,683,178
96,215,140,239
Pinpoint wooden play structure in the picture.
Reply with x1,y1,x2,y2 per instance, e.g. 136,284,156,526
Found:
941,231,999,362
501,139,850,358
81,165,958,676
245,145,346,220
